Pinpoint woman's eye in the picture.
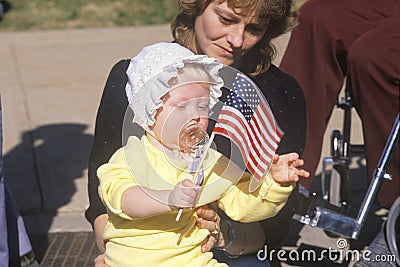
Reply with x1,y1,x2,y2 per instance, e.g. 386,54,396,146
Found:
219,15,233,25
247,26,264,35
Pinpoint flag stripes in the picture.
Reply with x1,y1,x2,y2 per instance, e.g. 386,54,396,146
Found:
213,72,283,184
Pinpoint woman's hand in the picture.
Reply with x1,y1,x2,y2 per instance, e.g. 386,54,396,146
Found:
93,214,108,266
93,214,108,253
195,203,225,252
94,254,106,267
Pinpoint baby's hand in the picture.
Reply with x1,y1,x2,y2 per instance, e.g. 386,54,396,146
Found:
168,179,200,209
270,153,310,185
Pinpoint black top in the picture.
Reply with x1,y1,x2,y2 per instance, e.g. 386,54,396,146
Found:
85,59,306,228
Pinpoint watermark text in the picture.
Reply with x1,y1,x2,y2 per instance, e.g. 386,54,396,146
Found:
257,239,396,263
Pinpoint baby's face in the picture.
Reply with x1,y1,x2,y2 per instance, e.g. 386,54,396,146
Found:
151,82,210,152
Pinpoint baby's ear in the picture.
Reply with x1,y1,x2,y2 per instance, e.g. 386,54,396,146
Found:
160,92,171,103
168,77,179,87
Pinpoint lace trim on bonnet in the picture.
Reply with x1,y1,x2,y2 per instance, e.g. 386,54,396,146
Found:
125,42,224,131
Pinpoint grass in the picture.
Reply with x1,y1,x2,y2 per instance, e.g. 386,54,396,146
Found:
0,0,179,31
0,0,307,32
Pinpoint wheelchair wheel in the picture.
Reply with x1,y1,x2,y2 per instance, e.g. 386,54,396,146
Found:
386,197,400,266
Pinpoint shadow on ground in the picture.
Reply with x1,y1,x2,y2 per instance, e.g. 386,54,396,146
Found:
3,123,93,262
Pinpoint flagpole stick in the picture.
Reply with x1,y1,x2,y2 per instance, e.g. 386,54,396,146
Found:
175,208,183,221
175,132,215,222
192,132,214,185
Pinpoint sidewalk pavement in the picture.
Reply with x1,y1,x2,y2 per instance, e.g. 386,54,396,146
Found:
0,25,377,266
0,24,173,232
0,25,173,263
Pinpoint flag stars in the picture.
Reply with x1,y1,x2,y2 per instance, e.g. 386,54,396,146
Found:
214,73,283,183
232,75,260,111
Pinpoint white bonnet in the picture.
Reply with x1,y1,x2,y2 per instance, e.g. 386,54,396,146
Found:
125,42,224,131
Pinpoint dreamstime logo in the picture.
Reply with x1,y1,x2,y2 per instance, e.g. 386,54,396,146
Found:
336,238,348,249
257,238,396,263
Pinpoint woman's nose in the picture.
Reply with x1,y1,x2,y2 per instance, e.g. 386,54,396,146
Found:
226,24,244,49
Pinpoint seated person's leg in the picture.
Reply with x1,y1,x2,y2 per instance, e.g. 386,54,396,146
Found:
281,0,362,185
347,18,400,207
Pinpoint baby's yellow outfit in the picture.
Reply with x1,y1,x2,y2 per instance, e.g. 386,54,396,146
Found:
98,135,294,266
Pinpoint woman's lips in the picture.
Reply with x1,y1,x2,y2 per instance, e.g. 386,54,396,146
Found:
216,44,233,57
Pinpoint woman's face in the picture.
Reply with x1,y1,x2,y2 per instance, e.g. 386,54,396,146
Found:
194,1,269,67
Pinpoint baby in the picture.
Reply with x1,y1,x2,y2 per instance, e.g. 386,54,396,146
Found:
98,42,309,266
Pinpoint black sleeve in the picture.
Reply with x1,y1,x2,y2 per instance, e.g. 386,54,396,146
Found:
254,64,306,156
85,59,130,226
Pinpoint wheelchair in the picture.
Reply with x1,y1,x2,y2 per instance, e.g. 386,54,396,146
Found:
292,86,400,265
320,87,365,213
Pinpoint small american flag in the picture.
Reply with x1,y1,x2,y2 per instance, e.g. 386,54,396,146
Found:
213,73,284,191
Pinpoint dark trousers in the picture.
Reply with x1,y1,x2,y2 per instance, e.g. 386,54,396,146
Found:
280,0,400,206
0,97,39,267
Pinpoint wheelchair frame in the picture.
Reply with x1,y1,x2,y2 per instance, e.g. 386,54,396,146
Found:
320,88,364,212
292,90,399,262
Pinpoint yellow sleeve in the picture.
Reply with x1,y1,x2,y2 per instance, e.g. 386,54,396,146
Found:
218,173,295,223
97,147,139,220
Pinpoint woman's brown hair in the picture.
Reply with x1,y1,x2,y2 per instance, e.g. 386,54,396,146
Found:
171,0,296,75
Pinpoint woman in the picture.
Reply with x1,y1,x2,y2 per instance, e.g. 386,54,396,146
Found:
86,0,306,266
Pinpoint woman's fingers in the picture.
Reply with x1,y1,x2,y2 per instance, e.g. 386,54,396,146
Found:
94,254,106,267
196,205,218,222
195,203,222,252
201,235,217,252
